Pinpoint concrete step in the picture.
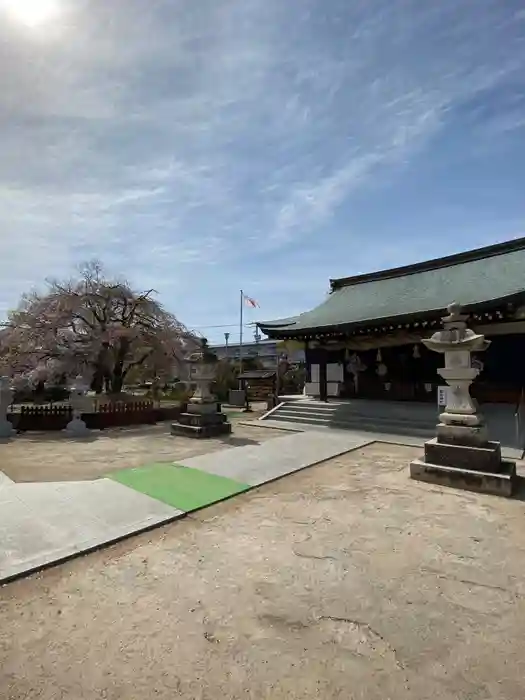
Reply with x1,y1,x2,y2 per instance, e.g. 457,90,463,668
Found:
267,409,435,438
269,414,435,439
280,404,340,414
270,405,436,430
262,400,520,448
309,404,436,420
275,400,438,420
274,406,337,418
272,413,332,426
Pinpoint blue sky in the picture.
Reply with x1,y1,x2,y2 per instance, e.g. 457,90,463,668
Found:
0,0,524,344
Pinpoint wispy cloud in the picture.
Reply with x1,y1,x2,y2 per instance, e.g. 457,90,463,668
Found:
0,0,524,336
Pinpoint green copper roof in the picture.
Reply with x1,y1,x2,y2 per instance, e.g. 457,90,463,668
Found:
259,238,525,336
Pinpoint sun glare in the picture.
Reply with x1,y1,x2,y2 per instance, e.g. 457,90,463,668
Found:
4,0,60,27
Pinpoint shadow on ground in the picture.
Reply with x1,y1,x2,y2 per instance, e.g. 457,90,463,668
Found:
7,425,264,448
219,436,261,447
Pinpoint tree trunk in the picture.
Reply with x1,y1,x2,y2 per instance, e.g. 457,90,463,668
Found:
91,369,104,394
92,344,112,394
110,337,130,394
110,371,124,394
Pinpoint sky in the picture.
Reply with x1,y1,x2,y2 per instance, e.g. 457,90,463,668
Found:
0,0,524,344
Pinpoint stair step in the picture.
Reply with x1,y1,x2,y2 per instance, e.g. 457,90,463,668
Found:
261,400,518,448
262,400,437,438
270,408,434,430
267,412,434,433
274,408,337,419
274,413,332,425
279,401,437,419
269,415,433,438
279,404,338,412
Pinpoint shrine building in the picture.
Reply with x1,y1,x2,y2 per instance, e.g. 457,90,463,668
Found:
257,238,525,404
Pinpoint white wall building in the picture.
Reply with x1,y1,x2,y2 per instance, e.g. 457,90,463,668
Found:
211,339,304,368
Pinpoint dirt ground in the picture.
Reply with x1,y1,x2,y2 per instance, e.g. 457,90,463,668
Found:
1,443,524,700
0,411,281,482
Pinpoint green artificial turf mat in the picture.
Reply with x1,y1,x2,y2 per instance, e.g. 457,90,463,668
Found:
109,462,250,512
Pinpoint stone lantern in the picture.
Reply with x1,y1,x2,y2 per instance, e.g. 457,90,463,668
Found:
410,303,516,496
0,376,16,438
171,339,232,438
64,375,91,437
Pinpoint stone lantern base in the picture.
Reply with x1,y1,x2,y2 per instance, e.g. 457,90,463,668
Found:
410,419,517,497
171,400,232,439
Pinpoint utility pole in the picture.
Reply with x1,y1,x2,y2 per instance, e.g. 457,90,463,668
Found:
224,332,230,362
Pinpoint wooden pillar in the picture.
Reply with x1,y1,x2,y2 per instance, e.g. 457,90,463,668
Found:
304,340,310,383
319,355,328,402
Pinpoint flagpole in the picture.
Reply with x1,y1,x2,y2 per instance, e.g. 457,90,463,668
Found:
239,289,244,377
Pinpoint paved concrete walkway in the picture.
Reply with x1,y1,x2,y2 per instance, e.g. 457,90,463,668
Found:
0,470,13,488
0,430,369,584
177,430,372,485
0,478,182,583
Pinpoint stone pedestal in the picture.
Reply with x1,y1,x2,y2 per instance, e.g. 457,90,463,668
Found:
0,376,16,438
171,406,232,439
170,339,231,439
410,439,516,498
409,303,516,497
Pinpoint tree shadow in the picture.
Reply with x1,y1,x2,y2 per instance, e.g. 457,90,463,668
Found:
11,432,102,444
9,424,168,443
219,436,261,447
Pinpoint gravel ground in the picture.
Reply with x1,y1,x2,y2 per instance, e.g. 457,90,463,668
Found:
1,443,524,699
0,411,278,482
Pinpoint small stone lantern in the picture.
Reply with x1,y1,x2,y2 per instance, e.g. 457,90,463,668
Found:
0,376,16,438
171,339,232,438
187,340,220,407
64,375,91,437
410,303,516,496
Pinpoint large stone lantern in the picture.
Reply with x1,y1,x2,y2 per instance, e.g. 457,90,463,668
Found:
410,303,516,496
0,376,16,438
425,302,490,439
171,339,232,438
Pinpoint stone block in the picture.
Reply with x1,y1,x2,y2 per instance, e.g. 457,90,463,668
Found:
410,458,516,497
424,437,501,472
439,411,481,426
177,412,228,428
187,401,221,415
436,422,489,447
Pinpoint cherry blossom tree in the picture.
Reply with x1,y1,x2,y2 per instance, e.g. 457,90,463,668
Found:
0,261,197,394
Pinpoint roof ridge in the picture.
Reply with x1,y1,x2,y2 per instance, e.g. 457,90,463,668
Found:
330,236,525,291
